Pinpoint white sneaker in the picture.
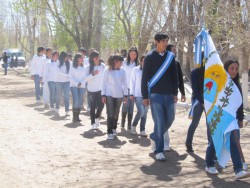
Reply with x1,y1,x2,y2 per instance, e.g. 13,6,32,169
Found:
243,162,248,171
112,129,117,136
205,167,218,175
91,124,96,130
155,152,166,161
87,108,90,112
131,126,137,134
55,109,59,114
150,138,156,152
107,134,114,140
65,111,69,116
140,131,147,137
95,118,100,129
164,146,171,152
50,108,55,112
235,170,250,180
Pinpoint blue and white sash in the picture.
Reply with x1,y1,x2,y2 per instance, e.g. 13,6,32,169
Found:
148,52,175,96
188,99,199,119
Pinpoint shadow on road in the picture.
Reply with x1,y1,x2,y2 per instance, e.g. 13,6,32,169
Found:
98,137,127,149
64,122,83,128
140,150,187,182
80,129,105,139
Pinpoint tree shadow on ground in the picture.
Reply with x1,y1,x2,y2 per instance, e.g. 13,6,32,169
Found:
80,129,105,139
98,137,127,149
64,122,83,128
140,149,187,182
188,152,250,187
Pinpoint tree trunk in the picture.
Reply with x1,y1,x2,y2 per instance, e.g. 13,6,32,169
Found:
87,0,95,51
93,0,103,52
241,47,249,109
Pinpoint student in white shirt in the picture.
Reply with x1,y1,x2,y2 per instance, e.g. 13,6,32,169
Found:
42,48,52,108
43,50,59,112
30,46,45,104
69,53,86,122
85,51,106,130
102,55,127,140
55,51,71,116
121,47,138,130
130,55,148,136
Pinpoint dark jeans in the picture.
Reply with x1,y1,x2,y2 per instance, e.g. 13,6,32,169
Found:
106,96,122,134
88,91,104,125
34,75,43,101
4,63,8,75
48,81,56,108
150,94,175,154
186,101,204,145
206,129,242,174
122,89,134,115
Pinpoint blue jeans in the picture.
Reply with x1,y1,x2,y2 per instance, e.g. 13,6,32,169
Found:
4,63,8,75
150,94,175,154
34,75,43,101
132,97,149,132
186,101,204,145
71,87,85,109
206,129,242,173
48,81,56,108
122,89,135,115
56,82,70,112
106,96,122,134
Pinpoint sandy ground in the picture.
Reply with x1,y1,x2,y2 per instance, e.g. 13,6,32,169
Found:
0,69,250,188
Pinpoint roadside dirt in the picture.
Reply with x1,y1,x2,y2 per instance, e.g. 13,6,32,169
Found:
0,70,250,188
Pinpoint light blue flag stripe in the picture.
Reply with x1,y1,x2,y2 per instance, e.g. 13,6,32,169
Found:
148,52,175,95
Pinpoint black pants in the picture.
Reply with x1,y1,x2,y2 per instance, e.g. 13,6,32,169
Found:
88,91,104,125
106,96,122,134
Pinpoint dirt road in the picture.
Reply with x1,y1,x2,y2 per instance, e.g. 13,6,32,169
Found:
0,70,250,188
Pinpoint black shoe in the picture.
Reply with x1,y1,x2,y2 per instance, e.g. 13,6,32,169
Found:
186,143,194,152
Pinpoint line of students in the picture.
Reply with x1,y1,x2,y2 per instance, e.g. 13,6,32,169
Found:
30,46,151,140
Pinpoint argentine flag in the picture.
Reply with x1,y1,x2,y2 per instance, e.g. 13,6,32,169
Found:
194,29,242,167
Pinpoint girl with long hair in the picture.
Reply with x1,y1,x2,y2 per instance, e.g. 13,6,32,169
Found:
55,51,71,116
130,55,148,136
121,47,138,130
43,50,59,112
69,53,86,122
102,55,127,140
85,51,106,129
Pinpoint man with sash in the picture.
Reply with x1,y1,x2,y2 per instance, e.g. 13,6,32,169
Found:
141,33,178,161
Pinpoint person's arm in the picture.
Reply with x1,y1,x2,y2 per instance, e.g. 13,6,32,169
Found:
236,85,244,127
69,66,79,86
42,62,49,82
122,69,128,97
176,61,185,96
80,67,87,86
101,69,108,104
170,58,178,103
141,56,151,106
129,68,136,100
191,69,203,104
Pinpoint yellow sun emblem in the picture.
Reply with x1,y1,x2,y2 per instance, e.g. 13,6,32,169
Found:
205,64,227,93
